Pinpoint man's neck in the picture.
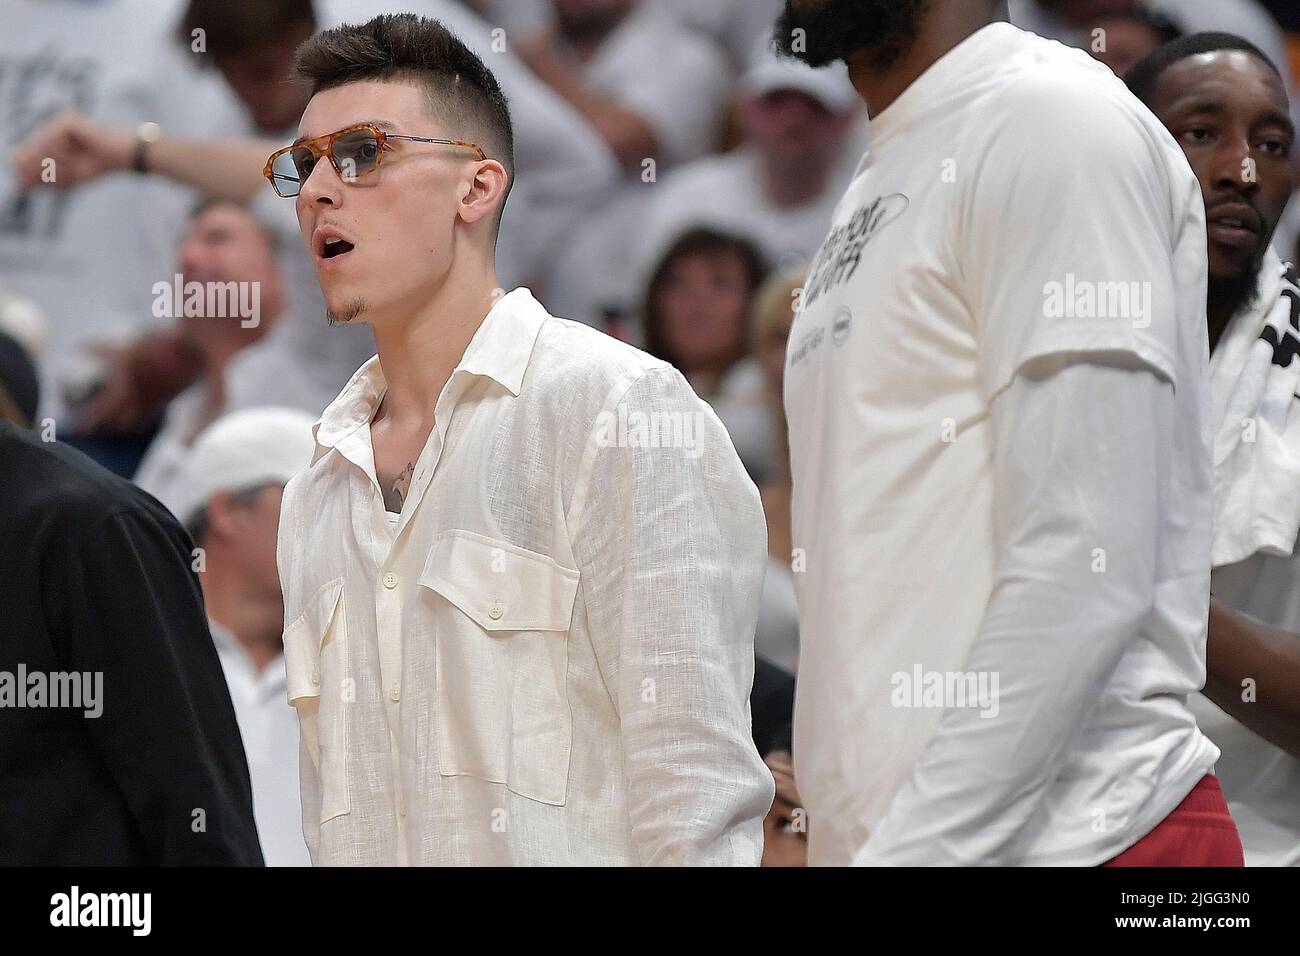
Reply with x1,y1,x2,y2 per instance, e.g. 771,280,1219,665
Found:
371,258,502,426
846,4,995,118
1207,273,1259,354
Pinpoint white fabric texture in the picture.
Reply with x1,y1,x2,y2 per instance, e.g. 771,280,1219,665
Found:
783,23,1218,866
855,355,1215,865
276,288,772,865
1208,249,1300,567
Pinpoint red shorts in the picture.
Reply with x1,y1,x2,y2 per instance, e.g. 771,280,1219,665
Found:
1101,774,1244,867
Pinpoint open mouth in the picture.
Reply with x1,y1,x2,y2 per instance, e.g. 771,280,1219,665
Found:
322,236,355,260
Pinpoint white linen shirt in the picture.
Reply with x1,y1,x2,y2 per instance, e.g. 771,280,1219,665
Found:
276,288,772,866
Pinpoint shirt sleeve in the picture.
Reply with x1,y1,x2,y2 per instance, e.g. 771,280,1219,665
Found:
44,506,265,865
961,75,1190,402
567,365,775,865
854,353,1173,865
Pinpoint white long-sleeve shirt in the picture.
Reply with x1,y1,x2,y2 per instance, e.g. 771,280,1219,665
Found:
854,356,1214,864
276,288,772,866
784,23,1219,865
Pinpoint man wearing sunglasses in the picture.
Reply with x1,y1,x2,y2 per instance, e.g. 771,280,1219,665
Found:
270,13,772,866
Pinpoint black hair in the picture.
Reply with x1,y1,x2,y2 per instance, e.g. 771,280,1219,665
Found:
1126,31,1283,105
295,13,514,207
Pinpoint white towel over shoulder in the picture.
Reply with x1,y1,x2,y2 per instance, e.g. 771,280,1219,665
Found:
1210,248,1300,568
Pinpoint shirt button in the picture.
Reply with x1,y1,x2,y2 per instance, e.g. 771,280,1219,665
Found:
389,684,401,702
383,571,398,589
398,797,407,817
310,669,320,686
487,600,505,621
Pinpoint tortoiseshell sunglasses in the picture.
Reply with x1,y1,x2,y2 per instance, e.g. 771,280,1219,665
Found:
263,122,487,198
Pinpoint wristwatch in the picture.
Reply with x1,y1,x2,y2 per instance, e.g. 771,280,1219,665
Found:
132,122,162,173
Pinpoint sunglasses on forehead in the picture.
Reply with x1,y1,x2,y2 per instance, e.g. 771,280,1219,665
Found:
263,122,487,198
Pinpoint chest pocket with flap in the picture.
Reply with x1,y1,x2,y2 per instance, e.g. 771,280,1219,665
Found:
418,529,580,806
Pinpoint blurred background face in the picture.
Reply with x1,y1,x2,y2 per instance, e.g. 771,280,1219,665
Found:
552,0,635,38
774,0,932,68
177,201,281,349
741,90,848,172
210,484,286,606
1042,0,1140,21
659,250,752,374
295,80,479,327
1149,52,1296,283
1089,15,1165,77
214,26,314,133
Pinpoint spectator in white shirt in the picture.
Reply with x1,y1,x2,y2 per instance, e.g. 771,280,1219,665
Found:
512,0,731,172
641,227,775,482
175,406,318,867
0,0,250,421
625,42,864,314
271,13,771,866
133,199,284,515
1130,31,1300,866
516,0,733,328
778,0,1237,865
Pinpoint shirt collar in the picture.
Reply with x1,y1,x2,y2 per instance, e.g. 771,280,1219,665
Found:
311,287,549,456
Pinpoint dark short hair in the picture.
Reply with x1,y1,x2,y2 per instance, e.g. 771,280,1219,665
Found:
1126,31,1283,105
294,13,514,214
642,227,769,372
177,0,316,60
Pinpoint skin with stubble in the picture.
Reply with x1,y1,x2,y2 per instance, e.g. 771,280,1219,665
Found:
1144,51,1295,350
294,80,507,512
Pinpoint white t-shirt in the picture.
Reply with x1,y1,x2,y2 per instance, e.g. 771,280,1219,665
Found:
784,23,1218,865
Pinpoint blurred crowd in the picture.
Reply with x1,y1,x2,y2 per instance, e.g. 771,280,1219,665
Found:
2,0,1300,866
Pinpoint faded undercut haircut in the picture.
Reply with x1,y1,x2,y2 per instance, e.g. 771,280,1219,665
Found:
295,13,515,223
